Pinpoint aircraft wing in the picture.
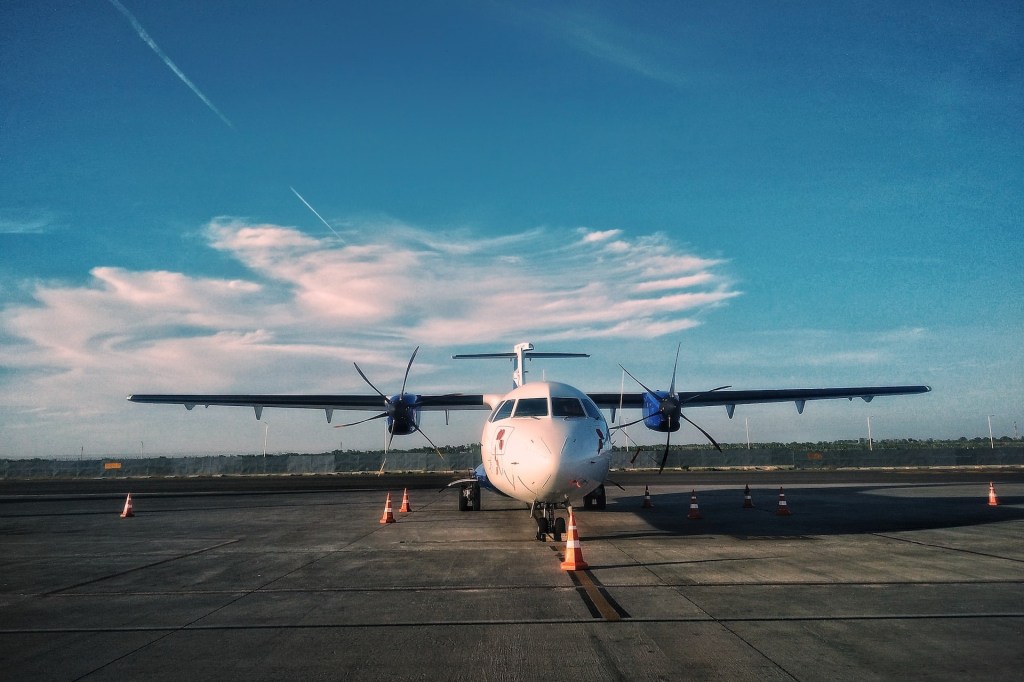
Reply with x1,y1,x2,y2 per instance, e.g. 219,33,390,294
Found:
127,393,491,422
589,385,931,417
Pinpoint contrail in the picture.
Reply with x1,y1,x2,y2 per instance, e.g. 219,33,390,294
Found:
108,0,234,129
290,186,343,239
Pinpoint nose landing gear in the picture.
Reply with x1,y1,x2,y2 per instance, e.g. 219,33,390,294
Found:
532,502,567,542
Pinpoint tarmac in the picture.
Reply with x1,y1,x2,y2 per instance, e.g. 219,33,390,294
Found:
1,470,1022,681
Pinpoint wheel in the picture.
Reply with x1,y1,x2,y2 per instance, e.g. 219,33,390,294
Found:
595,485,607,510
535,517,549,541
471,482,481,511
554,516,566,542
458,488,470,511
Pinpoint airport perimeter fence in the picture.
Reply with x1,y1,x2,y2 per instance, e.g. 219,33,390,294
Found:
1,446,1022,479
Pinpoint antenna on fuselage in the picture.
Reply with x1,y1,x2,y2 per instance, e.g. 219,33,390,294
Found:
452,342,589,388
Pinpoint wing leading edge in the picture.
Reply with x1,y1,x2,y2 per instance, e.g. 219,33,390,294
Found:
589,385,931,417
127,393,490,422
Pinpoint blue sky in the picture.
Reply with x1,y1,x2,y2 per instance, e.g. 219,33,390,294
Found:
2,1,1021,457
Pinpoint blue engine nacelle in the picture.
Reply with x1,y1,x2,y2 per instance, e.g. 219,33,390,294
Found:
642,391,681,433
473,463,507,496
386,393,421,435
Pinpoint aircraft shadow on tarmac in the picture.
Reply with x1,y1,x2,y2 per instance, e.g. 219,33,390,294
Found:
593,486,1024,539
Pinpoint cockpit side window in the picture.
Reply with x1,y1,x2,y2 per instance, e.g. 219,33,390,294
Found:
582,398,604,422
552,397,586,417
513,397,549,418
489,400,514,422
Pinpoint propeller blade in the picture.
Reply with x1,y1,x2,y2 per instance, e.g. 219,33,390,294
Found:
333,412,388,428
682,385,732,404
400,346,420,396
412,424,447,462
353,362,389,402
668,342,681,396
659,431,672,473
610,414,650,430
619,364,658,397
681,413,723,452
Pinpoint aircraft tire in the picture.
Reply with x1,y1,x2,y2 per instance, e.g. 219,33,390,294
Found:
584,485,607,510
471,482,481,511
554,516,566,543
535,517,549,541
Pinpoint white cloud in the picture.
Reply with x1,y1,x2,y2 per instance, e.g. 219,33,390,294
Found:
519,6,688,88
578,228,622,243
0,220,740,456
0,214,56,234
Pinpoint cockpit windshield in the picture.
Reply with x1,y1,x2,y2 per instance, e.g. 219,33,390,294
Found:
551,397,586,417
512,397,548,418
491,394,604,422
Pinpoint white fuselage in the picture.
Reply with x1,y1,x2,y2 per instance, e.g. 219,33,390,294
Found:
480,381,612,505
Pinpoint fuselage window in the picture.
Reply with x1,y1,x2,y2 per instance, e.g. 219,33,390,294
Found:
490,400,514,422
552,397,586,418
513,397,549,418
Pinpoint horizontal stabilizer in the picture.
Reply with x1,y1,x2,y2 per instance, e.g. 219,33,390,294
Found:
452,352,589,360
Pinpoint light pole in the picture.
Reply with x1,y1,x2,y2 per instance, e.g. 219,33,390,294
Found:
867,416,874,451
987,415,994,449
745,417,750,449
263,421,270,458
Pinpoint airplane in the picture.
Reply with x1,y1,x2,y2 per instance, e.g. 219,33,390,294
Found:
128,341,930,541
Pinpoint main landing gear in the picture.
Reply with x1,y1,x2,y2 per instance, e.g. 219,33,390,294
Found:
458,481,481,512
582,484,607,510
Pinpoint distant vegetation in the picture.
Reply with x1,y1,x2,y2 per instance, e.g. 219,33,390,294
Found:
6,437,1020,461
321,437,1020,458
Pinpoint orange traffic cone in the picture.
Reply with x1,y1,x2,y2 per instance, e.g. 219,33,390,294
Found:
379,492,396,524
560,508,589,571
687,490,702,520
988,482,999,507
399,488,412,513
743,484,754,509
775,487,791,516
120,493,134,518
641,485,654,508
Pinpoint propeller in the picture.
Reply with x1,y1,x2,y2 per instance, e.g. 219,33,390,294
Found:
611,343,727,473
334,347,445,461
